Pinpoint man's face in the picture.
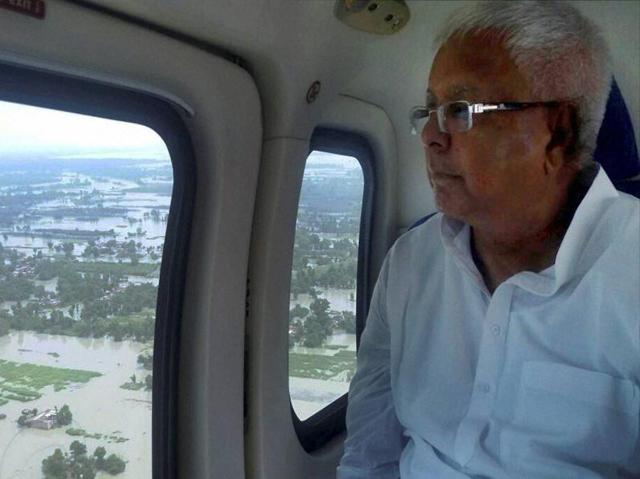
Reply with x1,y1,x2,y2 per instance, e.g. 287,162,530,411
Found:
423,35,555,228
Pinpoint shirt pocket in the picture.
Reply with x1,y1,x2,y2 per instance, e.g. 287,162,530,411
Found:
502,361,639,472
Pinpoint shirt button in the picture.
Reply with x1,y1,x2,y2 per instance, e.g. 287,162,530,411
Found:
477,383,490,394
491,324,501,336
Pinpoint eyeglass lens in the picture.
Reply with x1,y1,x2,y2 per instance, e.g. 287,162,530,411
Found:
441,102,471,133
412,101,472,134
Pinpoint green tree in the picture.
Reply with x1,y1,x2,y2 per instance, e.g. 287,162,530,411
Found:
93,446,106,469
35,259,60,280
290,304,309,319
137,353,153,370
301,298,333,347
75,459,96,479
338,311,356,334
57,404,72,426
309,298,330,322
69,440,87,461
42,448,67,479
0,275,35,302
103,454,126,475
62,242,74,259
291,320,304,344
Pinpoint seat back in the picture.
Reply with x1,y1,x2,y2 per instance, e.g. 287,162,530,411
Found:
594,78,640,198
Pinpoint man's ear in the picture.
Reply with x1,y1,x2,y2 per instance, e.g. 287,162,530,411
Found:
545,102,578,173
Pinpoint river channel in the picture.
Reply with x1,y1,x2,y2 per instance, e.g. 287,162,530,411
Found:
0,332,152,479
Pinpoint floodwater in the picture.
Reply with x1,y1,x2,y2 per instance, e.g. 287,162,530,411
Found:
32,278,58,294
290,376,350,421
289,289,357,420
125,276,159,287
1,173,171,255
290,332,357,421
0,332,152,479
291,288,356,315
6,214,168,252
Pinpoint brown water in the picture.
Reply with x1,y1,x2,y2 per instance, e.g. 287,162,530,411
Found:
0,332,152,479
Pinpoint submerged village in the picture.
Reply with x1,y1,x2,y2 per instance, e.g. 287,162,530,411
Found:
0,151,363,477
0,155,168,478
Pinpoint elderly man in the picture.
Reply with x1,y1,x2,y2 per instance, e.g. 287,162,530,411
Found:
337,1,639,478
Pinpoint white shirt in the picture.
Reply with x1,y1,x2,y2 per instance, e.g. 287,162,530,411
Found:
337,168,640,478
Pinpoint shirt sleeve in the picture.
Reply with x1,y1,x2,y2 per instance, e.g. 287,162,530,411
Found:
336,255,406,479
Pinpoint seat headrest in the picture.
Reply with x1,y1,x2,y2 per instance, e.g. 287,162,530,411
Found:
594,78,640,181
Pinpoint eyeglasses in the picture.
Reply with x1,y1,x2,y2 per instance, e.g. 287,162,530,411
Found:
409,100,560,135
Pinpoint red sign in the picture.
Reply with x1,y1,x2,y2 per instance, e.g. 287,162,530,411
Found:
0,0,46,19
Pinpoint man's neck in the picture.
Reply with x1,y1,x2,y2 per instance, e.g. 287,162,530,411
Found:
470,163,598,294
470,223,564,293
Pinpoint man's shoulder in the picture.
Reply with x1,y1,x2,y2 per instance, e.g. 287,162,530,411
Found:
386,213,445,265
609,191,640,238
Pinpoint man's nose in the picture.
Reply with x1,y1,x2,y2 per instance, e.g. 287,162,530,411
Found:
421,115,451,152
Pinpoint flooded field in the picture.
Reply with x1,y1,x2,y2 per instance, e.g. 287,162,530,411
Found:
0,332,151,479
291,288,355,314
0,160,167,477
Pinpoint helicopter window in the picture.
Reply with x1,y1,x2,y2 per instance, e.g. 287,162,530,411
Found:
0,64,194,479
289,127,374,451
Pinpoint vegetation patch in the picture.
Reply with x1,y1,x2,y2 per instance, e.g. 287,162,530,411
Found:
120,373,151,391
333,349,357,359
0,383,41,402
120,382,145,391
66,428,102,439
42,441,127,478
0,360,101,403
66,428,128,443
289,350,356,380
72,261,157,276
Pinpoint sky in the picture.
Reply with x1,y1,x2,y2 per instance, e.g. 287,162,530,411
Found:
0,99,359,167
0,99,169,160
307,150,360,169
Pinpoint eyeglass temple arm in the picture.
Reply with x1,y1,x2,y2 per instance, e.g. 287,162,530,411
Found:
472,101,557,114
472,103,520,113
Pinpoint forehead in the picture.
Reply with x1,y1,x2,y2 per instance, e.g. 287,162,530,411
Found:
427,34,531,102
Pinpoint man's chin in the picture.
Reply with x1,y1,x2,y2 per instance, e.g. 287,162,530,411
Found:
435,195,471,222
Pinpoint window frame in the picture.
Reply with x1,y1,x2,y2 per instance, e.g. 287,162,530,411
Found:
0,62,196,479
290,127,376,452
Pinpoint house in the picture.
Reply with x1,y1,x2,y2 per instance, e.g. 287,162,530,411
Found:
25,409,57,430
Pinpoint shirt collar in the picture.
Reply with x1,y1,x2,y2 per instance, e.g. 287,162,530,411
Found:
439,167,620,296
553,167,619,287
440,216,489,295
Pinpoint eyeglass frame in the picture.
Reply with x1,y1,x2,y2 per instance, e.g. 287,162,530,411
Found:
409,100,562,135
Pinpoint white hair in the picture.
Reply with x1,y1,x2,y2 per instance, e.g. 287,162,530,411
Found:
434,0,611,167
